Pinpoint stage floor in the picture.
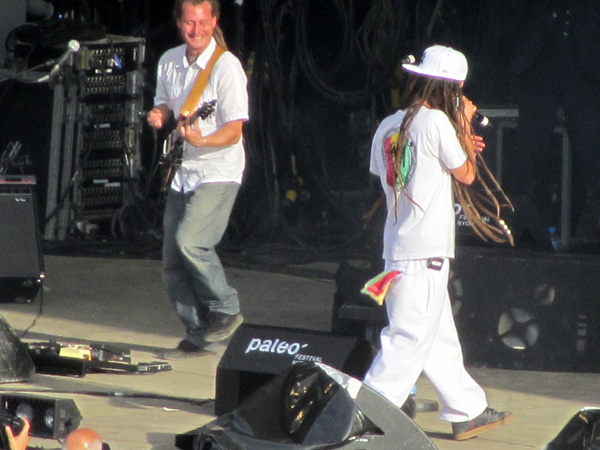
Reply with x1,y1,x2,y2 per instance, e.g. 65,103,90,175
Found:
0,244,598,450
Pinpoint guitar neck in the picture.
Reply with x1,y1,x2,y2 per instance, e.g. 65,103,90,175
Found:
163,100,217,155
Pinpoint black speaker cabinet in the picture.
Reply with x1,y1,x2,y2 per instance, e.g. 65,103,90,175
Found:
215,324,376,416
452,246,600,372
0,394,82,438
0,175,44,302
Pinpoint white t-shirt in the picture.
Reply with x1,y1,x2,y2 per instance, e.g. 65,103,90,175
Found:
370,106,467,260
154,38,249,191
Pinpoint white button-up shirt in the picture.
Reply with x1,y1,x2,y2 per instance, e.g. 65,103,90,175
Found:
154,38,249,191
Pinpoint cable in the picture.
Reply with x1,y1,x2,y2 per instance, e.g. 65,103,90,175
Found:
0,387,213,408
294,0,407,106
18,279,45,339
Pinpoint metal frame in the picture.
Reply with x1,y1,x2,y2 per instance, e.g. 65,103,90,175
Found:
479,108,572,246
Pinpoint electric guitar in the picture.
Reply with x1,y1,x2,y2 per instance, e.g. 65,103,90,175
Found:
159,100,217,192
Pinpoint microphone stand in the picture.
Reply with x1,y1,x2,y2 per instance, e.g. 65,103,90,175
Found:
0,60,56,84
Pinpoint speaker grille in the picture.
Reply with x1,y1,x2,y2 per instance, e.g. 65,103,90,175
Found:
0,177,44,302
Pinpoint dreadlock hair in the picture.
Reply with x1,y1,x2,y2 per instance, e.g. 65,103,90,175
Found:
173,0,229,50
392,75,514,245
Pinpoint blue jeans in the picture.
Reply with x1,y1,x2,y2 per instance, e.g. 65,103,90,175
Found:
162,182,240,346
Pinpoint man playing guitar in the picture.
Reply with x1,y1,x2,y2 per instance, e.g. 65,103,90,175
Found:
146,0,248,358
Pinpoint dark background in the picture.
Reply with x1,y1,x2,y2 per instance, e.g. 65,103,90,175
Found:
1,0,526,254
3,1,600,375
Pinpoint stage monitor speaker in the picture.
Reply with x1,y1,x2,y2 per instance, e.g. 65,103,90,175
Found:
215,324,376,416
0,394,82,438
179,362,437,450
0,175,44,302
544,407,600,450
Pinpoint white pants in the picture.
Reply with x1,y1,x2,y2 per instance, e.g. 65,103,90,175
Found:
363,259,487,422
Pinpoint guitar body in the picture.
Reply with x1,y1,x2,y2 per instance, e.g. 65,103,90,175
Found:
159,100,217,192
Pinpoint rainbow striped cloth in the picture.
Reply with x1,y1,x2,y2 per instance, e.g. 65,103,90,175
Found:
360,270,402,305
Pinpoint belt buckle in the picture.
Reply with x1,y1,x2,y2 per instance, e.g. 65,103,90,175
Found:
427,257,444,271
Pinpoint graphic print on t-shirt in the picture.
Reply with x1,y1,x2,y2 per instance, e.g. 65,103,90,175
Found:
383,128,416,190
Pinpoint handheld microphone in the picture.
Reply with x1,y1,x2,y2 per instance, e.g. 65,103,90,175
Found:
39,40,80,82
472,111,491,127
401,54,416,65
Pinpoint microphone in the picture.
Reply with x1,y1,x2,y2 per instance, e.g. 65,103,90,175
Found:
49,40,80,77
39,40,80,82
472,111,491,127
401,54,416,64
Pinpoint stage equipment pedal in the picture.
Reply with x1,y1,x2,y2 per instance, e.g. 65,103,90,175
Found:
26,341,172,377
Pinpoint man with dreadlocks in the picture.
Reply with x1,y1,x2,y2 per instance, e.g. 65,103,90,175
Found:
362,45,513,440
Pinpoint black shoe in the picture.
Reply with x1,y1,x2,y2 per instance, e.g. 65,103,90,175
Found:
203,312,243,342
162,339,214,360
401,394,417,419
452,407,514,440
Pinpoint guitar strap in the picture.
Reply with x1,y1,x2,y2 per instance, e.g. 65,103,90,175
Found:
180,45,225,118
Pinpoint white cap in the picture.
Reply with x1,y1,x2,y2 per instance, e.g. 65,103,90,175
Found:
402,45,468,82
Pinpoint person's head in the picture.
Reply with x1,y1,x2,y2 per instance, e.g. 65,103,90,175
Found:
403,45,468,84
173,0,221,22
63,428,103,450
173,0,226,55
400,45,468,119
